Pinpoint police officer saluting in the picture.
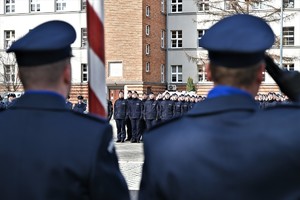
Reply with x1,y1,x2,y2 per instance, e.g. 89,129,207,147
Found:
173,93,183,117
114,91,127,142
159,92,174,122
73,95,87,113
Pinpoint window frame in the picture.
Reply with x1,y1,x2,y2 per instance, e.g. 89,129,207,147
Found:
56,0,66,11
4,30,15,49
198,0,209,12
171,0,183,13
81,28,87,48
161,64,165,83
146,25,150,36
146,44,150,55
4,64,16,84
283,26,294,46
161,30,165,48
146,5,150,17
284,0,294,8
171,30,183,48
197,29,206,47
81,63,88,83
30,0,41,12
171,65,183,83
146,62,150,72
5,0,15,13
197,65,208,82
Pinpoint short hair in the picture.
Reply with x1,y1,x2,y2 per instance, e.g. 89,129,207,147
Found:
19,58,69,89
210,61,263,88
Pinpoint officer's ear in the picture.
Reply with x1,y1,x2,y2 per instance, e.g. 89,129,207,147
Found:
206,63,212,81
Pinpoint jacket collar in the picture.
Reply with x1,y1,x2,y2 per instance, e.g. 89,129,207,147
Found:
187,94,259,116
11,92,67,111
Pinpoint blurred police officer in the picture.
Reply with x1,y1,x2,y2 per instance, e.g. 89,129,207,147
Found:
125,90,133,141
128,91,143,143
139,14,280,200
73,95,86,113
0,20,129,200
143,92,158,130
173,93,183,117
107,98,113,121
182,94,190,113
5,93,16,109
114,91,127,142
0,96,5,111
139,92,148,139
65,95,73,110
156,92,163,124
159,92,174,122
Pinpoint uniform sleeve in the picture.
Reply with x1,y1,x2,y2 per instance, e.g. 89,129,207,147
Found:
89,124,130,200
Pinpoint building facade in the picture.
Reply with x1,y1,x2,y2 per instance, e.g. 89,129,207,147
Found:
167,0,300,95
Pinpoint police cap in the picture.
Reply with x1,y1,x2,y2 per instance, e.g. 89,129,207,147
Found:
199,14,274,68
77,95,84,100
7,20,76,67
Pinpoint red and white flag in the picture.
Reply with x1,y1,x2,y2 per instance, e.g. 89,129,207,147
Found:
87,0,107,117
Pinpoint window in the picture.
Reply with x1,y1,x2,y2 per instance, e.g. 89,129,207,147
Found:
56,0,66,11
161,64,165,83
30,0,40,12
224,0,237,10
146,62,150,72
4,30,15,49
5,0,15,13
284,0,294,8
81,0,86,10
198,65,208,82
171,30,182,48
81,28,87,48
109,62,123,77
171,0,182,13
4,65,16,83
198,29,206,47
146,25,150,36
81,64,88,83
146,6,150,17
198,0,209,11
146,44,150,55
251,0,264,10
161,0,165,13
171,65,183,83
283,27,294,46
283,63,294,71
161,30,165,48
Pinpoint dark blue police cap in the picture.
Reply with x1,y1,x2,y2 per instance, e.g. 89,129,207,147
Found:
199,14,274,68
7,20,76,67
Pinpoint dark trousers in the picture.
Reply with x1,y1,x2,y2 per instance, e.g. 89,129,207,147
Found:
146,119,156,130
139,119,146,140
115,119,126,141
125,118,132,140
130,118,141,141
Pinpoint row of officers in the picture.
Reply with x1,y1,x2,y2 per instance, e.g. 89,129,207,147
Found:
113,90,202,143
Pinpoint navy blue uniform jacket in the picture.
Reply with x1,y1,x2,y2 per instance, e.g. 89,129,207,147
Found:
139,94,300,200
0,93,129,200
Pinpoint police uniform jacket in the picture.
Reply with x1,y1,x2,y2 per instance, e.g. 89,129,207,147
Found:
114,98,127,120
182,101,189,113
159,99,174,120
139,94,299,200
0,93,129,200
66,101,73,110
143,99,158,120
174,100,183,117
73,102,87,113
128,98,142,119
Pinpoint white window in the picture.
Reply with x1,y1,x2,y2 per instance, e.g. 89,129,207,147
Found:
109,62,123,77
283,63,294,71
146,44,150,55
251,0,264,10
81,64,88,83
171,30,182,48
4,65,16,84
4,30,15,49
81,0,86,10
161,0,165,13
5,0,15,13
198,29,206,47
146,25,150,36
81,28,87,48
284,0,294,8
171,0,182,13
146,62,150,72
198,65,208,82
283,27,294,46
198,0,209,11
146,6,150,17
171,65,183,83
161,64,165,83
56,0,66,11
161,30,165,48
30,0,40,12
224,0,237,10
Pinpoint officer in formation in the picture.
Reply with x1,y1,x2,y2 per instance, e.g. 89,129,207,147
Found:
143,92,159,130
5,93,17,108
65,95,73,110
107,98,113,121
159,92,175,122
0,96,5,111
125,90,133,141
113,90,127,142
0,20,129,199
139,14,300,200
73,95,87,113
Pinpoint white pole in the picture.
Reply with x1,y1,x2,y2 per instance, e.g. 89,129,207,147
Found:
279,0,284,68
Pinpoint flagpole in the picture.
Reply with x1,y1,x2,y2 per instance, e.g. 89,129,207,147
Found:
279,0,284,68
86,0,107,117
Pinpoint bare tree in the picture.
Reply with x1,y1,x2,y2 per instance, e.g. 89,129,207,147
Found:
187,0,296,64
0,52,21,92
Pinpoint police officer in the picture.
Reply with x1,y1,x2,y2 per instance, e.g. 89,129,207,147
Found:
65,95,73,110
139,14,280,200
139,92,148,140
114,91,127,143
143,92,158,130
125,90,133,141
107,99,113,121
0,96,5,111
173,93,183,117
189,95,196,110
5,93,16,109
182,94,190,113
156,92,163,124
159,92,174,122
1,20,129,200
73,95,86,113
127,91,142,143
